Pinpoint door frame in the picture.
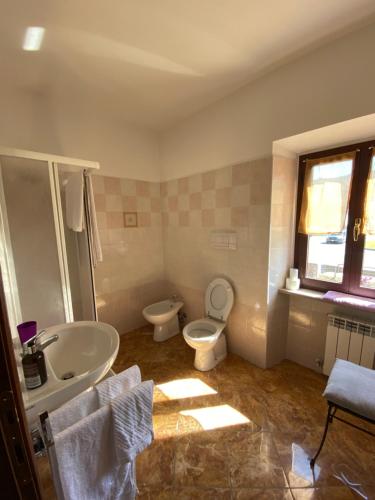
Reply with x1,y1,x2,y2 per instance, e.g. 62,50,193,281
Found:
0,266,42,499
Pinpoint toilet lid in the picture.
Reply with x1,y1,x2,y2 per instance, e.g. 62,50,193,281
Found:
205,278,234,321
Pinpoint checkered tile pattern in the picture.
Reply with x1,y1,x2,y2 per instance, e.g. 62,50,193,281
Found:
161,163,260,227
91,175,161,230
92,162,267,231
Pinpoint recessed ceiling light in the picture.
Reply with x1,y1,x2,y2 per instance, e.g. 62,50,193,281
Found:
23,27,45,51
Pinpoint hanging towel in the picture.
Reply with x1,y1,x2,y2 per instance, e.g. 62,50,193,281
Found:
49,388,99,436
96,365,141,407
111,380,154,463
49,379,154,500
85,173,103,267
65,172,84,232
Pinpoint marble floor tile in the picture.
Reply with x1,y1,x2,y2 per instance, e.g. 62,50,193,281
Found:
233,488,293,499
36,325,375,499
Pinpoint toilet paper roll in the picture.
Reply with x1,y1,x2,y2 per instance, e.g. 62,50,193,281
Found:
286,277,300,290
289,268,299,280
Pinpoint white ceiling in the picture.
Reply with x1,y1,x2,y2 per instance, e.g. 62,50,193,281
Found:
2,0,375,130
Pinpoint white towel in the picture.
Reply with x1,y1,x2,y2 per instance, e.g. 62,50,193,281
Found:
53,404,135,500
49,377,153,500
50,388,99,436
85,173,103,267
65,172,84,232
111,380,154,463
96,365,141,407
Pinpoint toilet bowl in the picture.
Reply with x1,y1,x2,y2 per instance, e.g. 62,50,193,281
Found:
183,278,234,371
143,299,184,342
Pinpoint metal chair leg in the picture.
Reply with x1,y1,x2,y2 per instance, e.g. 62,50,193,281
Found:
310,403,335,468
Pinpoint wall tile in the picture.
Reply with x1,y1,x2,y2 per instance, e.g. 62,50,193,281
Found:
179,211,189,227
105,194,123,212
231,185,250,207
92,175,105,194
104,176,121,194
232,163,251,185
202,209,215,227
123,196,137,211
215,187,231,208
202,171,216,190
201,190,215,209
189,192,202,210
136,180,150,196
215,166,232,188
178,177,189,194
94,193,106,212
188,174,202,193
121,179,136,196
231,207,249,227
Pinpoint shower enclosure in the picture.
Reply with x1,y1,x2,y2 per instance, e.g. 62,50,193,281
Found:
0,147,100,338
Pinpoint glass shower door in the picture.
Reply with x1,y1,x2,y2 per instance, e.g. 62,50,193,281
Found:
0,155,71,331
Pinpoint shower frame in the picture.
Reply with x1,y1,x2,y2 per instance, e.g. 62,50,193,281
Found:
0,146,100,337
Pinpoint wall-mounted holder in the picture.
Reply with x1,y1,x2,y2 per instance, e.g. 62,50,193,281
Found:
210,230,237,250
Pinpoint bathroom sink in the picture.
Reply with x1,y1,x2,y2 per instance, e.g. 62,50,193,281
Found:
23,321,119,423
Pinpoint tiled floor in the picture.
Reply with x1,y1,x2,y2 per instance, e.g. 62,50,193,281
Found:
38,326,375,499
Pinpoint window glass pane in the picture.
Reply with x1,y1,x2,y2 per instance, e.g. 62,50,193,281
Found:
306,226,348,283
304,158,353,284
360,235,375,289
361,157,375,289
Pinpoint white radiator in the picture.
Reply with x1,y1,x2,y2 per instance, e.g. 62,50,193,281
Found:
323,314,375,375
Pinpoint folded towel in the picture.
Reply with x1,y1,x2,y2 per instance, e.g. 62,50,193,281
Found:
49,388,99,436
96,365,141,407
49,376,153,500
53,404,135,500
111,380,154,463
65,172,84,232
323,290,375,312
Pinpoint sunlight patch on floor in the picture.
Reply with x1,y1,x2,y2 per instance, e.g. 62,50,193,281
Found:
180,404,249,430
157,378,217,400
292,443,320,482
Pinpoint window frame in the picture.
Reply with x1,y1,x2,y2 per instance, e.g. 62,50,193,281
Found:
294,139,375,298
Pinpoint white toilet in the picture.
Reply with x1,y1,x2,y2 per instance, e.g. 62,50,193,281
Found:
183,278,234,371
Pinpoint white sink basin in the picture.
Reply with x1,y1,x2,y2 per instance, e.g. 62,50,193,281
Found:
23,321,119,423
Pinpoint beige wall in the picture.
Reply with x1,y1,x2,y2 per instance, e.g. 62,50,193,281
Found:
0,86,161,182
160,22,375,180
92,175,165,334
161,159,272,367
266,156,297,367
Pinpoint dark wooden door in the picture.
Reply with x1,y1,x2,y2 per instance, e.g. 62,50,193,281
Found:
0,267,42,499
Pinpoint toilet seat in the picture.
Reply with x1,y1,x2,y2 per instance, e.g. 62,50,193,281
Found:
183,318,224,343
205,278,234,321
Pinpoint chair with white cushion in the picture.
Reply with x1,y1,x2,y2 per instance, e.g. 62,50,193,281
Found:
310,359,375,468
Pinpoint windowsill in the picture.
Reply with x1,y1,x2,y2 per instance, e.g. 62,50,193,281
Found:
279,288,325,300
279,287,375,313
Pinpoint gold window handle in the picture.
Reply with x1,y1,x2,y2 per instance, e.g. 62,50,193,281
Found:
353,218,362,242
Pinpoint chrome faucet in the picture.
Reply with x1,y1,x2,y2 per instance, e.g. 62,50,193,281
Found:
171,294,180,302
22,329,59,355
38,335,59,351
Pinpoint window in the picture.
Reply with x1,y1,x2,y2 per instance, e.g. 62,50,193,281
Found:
294,139,375,298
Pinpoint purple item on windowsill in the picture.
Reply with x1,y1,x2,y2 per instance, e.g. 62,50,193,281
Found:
323,291,375,312
17,321,37,344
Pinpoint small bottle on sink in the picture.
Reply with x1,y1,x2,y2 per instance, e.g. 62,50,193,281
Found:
22,340,47,390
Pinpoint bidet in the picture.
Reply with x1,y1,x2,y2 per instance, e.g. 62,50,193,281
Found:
143,299,184,341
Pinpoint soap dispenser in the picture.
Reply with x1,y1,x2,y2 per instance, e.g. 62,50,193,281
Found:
22,338,47,390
